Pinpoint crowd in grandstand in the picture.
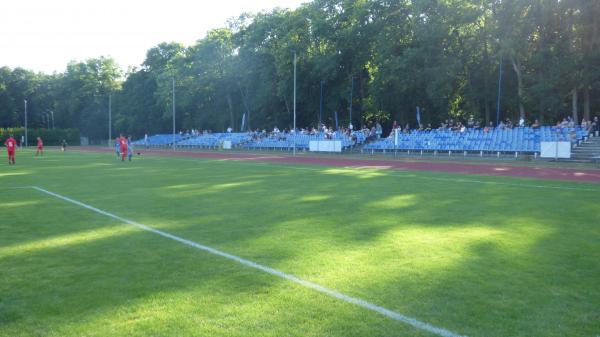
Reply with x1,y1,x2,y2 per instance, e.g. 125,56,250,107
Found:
383,115,599,139
141,114,599,153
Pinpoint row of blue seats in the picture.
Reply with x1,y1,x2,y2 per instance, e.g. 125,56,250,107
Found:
131,134,183,146
364,127,588,153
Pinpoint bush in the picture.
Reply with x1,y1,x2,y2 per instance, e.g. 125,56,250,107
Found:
0,128,80,146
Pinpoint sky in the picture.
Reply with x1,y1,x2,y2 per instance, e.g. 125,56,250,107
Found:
0,0,305,74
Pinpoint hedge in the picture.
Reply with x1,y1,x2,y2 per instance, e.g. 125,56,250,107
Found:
0,128,80,146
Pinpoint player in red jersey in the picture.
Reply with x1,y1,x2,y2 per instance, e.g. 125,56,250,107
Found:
119,134,128,161
36,137,44,156
5,135,17,165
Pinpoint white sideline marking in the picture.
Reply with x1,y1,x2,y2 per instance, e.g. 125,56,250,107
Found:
32,186,465,337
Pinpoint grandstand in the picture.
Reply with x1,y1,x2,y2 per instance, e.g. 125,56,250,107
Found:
131,134,185,147
243,131,366,151
134,131,367,151
364,126,589,155
178,133,252,149
134,126,590,157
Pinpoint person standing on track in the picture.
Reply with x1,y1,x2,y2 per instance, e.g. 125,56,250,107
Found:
127,136,133,161
119,134,128,161
36,137,44,156
114,137,121,159
5,135,17,165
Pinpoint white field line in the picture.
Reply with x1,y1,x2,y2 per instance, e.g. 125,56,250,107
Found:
31,186,466,337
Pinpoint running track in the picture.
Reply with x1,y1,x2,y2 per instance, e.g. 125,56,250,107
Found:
77,147,600,184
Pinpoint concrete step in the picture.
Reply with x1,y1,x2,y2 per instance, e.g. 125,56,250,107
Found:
573,145,600,148
572,149,600,152
572,148,600,152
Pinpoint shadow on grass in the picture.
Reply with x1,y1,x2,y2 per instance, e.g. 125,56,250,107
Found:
2,156,599,337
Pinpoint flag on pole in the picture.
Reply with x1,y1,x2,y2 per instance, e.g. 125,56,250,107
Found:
241,113,246,131
416,106,421,125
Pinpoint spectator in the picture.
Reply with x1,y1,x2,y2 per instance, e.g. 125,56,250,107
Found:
484,121,493,133
554,120,562,130
467,117,474,128
375,122,382,139
592,116,599,136
531,119,540,128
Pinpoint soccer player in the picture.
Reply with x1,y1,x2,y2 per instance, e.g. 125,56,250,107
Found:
114,137,121,159
127,136,133,161
119,134,128,161
5,135,17,165
36,137,44,156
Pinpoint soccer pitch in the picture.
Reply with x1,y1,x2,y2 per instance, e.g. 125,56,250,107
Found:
1,150,599,337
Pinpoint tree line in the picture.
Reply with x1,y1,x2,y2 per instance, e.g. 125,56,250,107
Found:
1,0,598,141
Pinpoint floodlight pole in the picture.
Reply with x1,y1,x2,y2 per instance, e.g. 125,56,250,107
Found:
172,76,176,151
108,94,112,147
24,99,28,147
496,55,503,126
319,80,324,127
349,76,354,127
293,51,297,157
49,110,54,129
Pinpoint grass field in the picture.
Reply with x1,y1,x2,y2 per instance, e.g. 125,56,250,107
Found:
1,149,599,337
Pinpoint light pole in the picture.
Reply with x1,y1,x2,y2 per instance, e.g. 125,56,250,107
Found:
496,56,503,126
108,94,112,147
24,99,28,147
172,77,176,151
349,76,354,127
43,112,49,128
48,110,55,129
319,80,324,127
293,51,297,156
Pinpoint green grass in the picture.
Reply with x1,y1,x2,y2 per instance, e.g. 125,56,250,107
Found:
1,149,599,337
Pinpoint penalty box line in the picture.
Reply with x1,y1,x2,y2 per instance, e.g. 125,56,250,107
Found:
31,186,466,337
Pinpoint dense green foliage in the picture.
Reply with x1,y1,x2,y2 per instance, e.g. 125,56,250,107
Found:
1,150,599,336
1,0,599,140
0,128,80,146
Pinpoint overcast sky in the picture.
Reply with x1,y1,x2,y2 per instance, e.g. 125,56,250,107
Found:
0,0,305,74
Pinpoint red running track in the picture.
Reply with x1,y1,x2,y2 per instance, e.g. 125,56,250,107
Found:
77,147,600,184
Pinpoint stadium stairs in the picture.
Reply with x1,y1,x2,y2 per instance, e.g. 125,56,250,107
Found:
570,134,600,162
